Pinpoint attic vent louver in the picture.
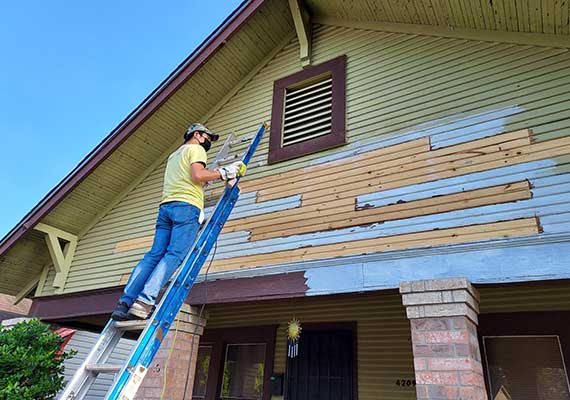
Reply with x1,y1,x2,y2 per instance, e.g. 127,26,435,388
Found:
282,75,332,146
268,55,346,164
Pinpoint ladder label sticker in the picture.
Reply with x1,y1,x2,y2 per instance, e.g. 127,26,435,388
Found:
119,365,148,400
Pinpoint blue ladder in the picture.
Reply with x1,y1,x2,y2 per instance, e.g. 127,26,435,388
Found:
59,122,267,400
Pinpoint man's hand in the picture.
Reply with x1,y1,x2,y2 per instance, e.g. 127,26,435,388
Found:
218,161,247,181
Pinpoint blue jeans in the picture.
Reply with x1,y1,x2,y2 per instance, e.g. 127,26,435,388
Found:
119,202,201,306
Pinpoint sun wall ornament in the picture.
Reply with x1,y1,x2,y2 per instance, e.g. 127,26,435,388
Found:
287,318,302,358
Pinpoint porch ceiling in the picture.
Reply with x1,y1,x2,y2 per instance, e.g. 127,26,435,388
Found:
308,0,570,36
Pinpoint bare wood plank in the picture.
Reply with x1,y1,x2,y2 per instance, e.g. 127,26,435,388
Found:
262,136,530,207
300,137,570,206
252,129,531,197
219,218,537,268
250,181,531,241
114,235,154,253
224,132,540,234
222,198,355,233
240,179,530,235
211,218,539,272
257,130,532,202
239,137,431,193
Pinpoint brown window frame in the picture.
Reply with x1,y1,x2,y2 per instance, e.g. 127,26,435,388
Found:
479,311,570,398
194,325,277,400
268,55,347,164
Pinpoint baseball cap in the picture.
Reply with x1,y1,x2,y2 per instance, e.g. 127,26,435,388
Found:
186,123,219,141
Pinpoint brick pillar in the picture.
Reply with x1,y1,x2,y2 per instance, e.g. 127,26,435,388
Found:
135,304,207,400
399,278,488,400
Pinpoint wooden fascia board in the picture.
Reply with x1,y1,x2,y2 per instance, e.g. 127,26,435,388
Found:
0,0,266,257
288,0,312,67
30,271,309,320
314,16,570,49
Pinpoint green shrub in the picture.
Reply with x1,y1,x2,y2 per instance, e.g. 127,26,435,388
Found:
0,319,76,400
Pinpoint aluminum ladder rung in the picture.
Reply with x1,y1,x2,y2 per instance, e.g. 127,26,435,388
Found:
229,136,253,146
214,152,245,166
113,320,148,331
86,364,122,374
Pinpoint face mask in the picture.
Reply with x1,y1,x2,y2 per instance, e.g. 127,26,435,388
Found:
199,137,212,152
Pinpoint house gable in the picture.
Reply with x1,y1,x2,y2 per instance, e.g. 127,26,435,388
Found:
37,22,570,297
4,0,570,299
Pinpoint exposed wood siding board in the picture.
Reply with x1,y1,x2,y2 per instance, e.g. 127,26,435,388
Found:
252,134,536,202
248,183,532,240
208,219,540,271
44,26,570,296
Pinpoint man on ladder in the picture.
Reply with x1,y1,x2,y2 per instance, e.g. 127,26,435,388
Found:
111,123,245,321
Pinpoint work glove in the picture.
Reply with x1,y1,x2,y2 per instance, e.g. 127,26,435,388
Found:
218,161,247,181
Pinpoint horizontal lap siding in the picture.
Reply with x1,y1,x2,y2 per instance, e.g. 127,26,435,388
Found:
42,24,570,295
204,292,416,400
479,281,570,313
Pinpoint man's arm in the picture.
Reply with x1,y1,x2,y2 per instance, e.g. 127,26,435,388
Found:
191,163,221,184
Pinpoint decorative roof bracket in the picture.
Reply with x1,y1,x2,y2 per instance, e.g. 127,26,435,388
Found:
14,274,41,304
288,0,312,67
34,223,78,294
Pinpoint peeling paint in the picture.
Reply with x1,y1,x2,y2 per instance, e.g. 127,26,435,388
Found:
214,171,570,259
307,105,522,166
303,242,570,296
356,159,553,209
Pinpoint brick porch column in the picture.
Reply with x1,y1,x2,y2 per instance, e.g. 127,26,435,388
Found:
399,278,488,400
135,304,207,400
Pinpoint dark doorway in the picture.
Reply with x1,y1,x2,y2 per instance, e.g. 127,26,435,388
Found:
285,326,355,400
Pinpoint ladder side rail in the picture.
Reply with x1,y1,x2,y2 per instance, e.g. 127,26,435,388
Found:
59,320,122,400
241,123,266,166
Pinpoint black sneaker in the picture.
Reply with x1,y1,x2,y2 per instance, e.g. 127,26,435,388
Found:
111,302,130,321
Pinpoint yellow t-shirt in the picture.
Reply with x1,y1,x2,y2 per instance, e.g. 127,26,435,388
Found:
161,144,208,209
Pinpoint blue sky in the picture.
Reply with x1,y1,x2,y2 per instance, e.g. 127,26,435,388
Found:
0,1,243,238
